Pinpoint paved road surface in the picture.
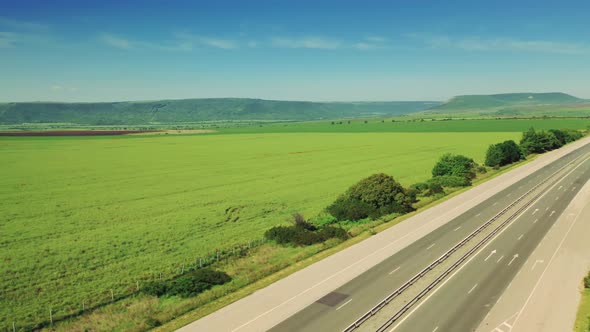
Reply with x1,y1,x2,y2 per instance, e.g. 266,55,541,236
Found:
178,137,590,332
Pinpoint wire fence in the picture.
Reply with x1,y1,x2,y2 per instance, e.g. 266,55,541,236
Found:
3,237,268,331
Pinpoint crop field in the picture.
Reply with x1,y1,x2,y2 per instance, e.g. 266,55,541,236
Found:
218,118,590,134
0,118,584,329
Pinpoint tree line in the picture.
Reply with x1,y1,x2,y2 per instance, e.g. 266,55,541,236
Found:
264,127,586,247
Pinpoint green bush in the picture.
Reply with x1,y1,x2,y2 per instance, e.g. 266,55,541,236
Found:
485,140,523,167
264,224,348,246
428,175,471,187
326,196,377,221
584,271,590,289
327,173,415,221
143,268,231,298
432,154,476,179
520,128,561,154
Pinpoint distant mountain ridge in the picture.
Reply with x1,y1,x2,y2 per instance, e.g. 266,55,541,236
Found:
0,98,440,125
428,92,584,112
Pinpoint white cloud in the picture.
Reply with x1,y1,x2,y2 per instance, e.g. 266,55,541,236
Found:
0,17,49,32
412,34,589,54
100,33,132,50
366,36,386,43
271,36,342,49
198,37,238,49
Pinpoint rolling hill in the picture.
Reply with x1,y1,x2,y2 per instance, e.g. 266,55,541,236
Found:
424,92,586,114
0,99,440,125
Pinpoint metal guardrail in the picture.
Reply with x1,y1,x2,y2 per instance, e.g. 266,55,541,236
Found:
342,152,586,332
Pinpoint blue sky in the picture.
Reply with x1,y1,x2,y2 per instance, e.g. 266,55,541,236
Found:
1,0,589,102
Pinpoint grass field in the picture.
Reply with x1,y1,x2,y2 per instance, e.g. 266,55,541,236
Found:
218,118,590,134
575,288,590,332
2,118,588,329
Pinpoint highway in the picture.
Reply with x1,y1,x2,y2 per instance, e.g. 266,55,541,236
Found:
269,142,590,332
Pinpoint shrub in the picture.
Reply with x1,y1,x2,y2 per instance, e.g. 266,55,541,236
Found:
425,182,444,196
520,128,561,154
428,175,471,187
143,268,231,298
326,197,376,221
476,165,487,174
264,224,348,246
432,154,476,179
584,272,590,289
485,140,523,167
292,213,316,231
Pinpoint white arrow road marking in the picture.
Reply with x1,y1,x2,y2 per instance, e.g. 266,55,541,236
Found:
468,284,478,294
508,254,519,266
336,299,352,311
497,255,505,263
532,208,539,215
550,210,556,216
389,266,401,275
531,260,544,271
485,250,497,261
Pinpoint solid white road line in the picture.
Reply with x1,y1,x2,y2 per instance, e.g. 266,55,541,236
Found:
389,266,401,275
468,284,478,294
336,299,352,311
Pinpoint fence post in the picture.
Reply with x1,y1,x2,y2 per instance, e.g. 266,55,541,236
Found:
111,289,114,301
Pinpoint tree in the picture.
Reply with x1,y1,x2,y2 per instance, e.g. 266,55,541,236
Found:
520,128,561,154
485,140,523,167
432,154,476,179
485,144,504,167
327,173,415,221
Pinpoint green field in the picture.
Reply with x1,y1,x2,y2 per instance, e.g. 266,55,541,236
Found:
217,118,590,134
2,118,589,329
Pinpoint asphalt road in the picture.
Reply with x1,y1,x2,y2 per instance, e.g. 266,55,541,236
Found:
270,143,590,332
